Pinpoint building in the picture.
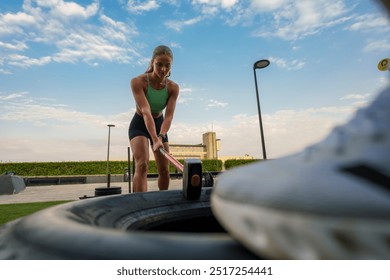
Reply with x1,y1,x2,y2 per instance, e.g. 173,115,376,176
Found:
169,132,220,160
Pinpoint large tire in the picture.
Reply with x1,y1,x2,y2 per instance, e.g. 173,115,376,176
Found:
0,188,258,259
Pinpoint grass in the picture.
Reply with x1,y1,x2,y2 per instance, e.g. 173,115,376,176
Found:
0,201,71,225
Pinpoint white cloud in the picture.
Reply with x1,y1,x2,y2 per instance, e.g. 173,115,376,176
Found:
339,93,371,100
52,1,99,19
165,16,204,31
0,92,129,128
53,31,134,65
192,0,238,10
0,11,37,37
127,0,159,13
347,13,390,31
177,87,194,104
7,54,52,68
346,13,390,54
0,69,11,74
0,92,28,101
185,0,386,43
0,0,139,72
0,41,28,51
169,42,182,49
214,103,358,159
0,92,131,162
186,0,353,40
1,11,36,25
99,14,136,42
189,0,239,16
27,0,99,19
252,0,352,41
269,56,305,70
363,40,390,52
249,0,287,12
0,138,107,162
206,99,228,109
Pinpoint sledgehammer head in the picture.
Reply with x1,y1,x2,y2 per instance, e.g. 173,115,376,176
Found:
182,159,202,200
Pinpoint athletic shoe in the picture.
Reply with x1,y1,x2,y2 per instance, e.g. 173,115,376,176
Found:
211,86,390,259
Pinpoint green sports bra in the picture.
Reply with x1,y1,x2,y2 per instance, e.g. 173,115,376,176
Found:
146,74,169,114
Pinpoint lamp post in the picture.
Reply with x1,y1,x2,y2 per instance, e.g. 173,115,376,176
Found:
253,59,270,160
106,124,115,188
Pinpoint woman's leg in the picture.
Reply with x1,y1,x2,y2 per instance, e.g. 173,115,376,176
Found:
153,142,170,190
130,136,150,192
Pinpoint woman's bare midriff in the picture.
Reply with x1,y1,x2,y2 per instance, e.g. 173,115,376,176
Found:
136,110,162,119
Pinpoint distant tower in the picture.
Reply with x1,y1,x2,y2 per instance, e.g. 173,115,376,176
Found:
203,132,217,159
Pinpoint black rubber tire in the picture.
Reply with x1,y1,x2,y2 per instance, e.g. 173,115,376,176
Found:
203,172,214,187
94,186,122,196
0,188,258,260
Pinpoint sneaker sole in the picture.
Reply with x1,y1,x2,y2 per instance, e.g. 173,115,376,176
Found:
212,194,390,259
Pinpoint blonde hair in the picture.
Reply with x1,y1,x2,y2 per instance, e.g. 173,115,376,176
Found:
145,45,173,77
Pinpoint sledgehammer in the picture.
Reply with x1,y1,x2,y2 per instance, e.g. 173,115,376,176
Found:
159,147,213,200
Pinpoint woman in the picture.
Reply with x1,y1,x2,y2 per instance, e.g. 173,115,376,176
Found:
129,45,179,192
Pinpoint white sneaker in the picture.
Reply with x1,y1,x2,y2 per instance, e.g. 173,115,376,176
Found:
211,86,390,259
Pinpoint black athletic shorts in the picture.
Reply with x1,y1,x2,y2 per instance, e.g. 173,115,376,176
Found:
128,113,168,144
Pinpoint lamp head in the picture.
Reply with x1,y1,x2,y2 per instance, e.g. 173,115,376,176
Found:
254,59,270,70
107,124,115,128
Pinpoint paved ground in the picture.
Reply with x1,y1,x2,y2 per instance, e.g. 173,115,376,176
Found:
0,179,183,205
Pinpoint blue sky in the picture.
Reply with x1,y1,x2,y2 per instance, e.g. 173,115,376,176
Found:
1,0,389,162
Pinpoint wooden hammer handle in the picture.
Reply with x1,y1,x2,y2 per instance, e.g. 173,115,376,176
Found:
159,147,184,172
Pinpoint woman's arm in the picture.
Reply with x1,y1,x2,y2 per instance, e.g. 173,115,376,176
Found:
160,81,180,136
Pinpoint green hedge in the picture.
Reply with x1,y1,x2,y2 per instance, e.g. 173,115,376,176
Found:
1,159,224,177
224,159,260,170
200,160,223,172
0,161,129,176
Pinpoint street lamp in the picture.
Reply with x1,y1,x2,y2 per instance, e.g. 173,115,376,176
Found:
253,59,270,160
106,124,115,188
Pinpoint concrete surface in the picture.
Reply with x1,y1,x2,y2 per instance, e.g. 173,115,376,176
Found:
0,179,183,205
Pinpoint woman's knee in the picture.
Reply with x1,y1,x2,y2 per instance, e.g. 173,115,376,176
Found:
135,160,149,174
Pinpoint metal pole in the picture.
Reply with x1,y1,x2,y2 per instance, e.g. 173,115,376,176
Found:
127,147,132,193
106,124,115,188
253,69,267,160
132,155,135,180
